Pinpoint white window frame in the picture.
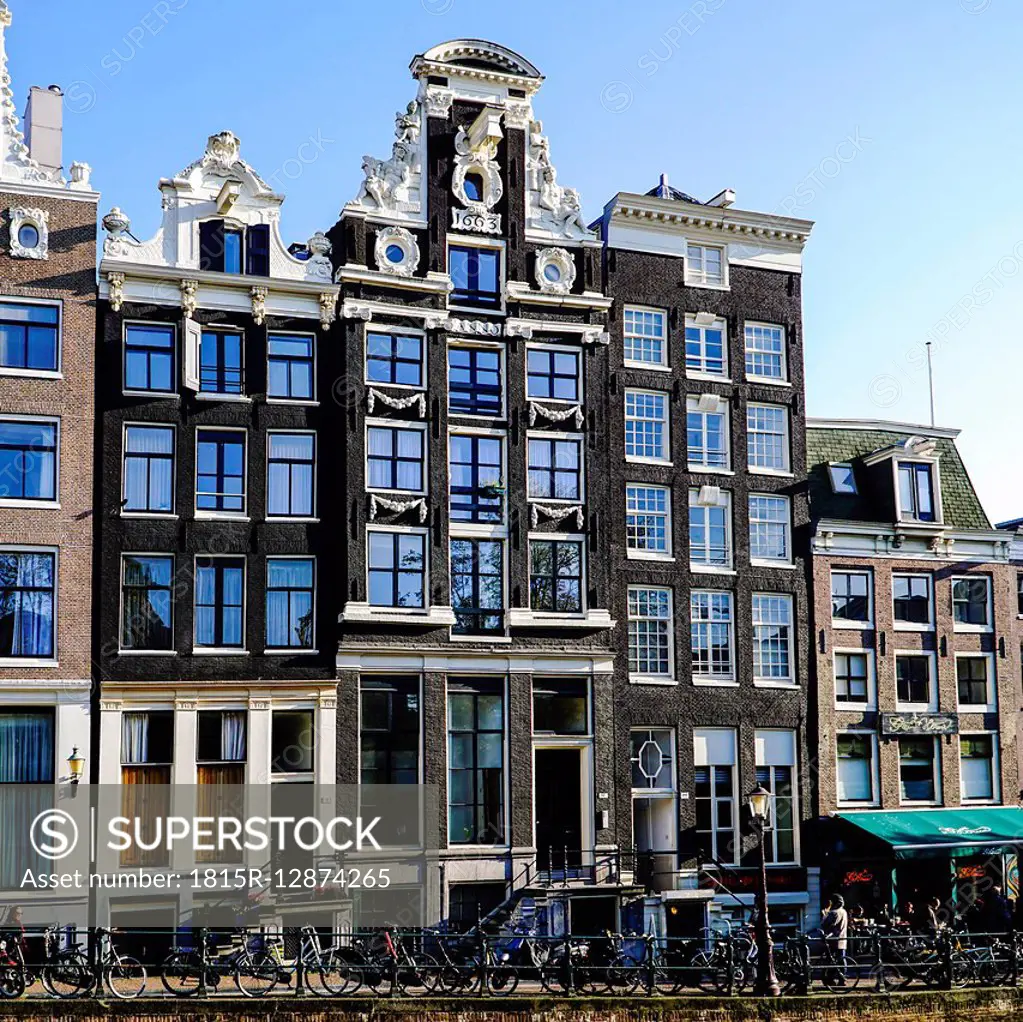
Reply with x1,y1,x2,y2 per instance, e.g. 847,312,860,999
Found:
746,402,791,475
694,728,738,865
690,589,736,685
0,295,63,379
630,727,676,793
959,732,1000,805
688,487,733,572
684,314,728,379
833,648,876,709
898,735,941,807
264,554,318,655
525,341,582,405
365,418,429,498
627,585,675,685
955,651,997,713
266,329,318,405
446,338,506,420
827,462,857,494
893,650,938,712
122,318,178,398
121,421,176,518
752,593,795,688
893,457,942,525
755,729,799,865
748,493,792,566
364,324,427,392
624,388,671,465
685,395,730,473
743,322,788,383
0,545,58,666
266,429,317,522
835,730,879,808
892,573,933,632
192,553,248,655
194,425,249,521
623,305,669,370
446,234,507,317
365,524,430,614
951,575,993,634
625,483,673,561
831,569,873,629
449,426,508,531
685,241,728,289
0,413,60,510
448,534,509,642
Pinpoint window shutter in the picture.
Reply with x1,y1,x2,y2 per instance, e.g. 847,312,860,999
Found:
183,319,201,391
246,223,270,277
199,220,224,272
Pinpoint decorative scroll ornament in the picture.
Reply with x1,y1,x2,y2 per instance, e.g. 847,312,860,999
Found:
350,100,422,213
9,206,48,259
534,247,576,295
581,328,610,346
374,225,421,278
880,712,958,737
342,301,373,322
250,286,267,325
451,118,503,235
319,292,336,330
528,401,584,430
202,130,242,173
366,388,426,418
448,317,502,337
369,494,428,524
107,272,125,313
505,322,534,340
530,503,585,529
180,279,198,319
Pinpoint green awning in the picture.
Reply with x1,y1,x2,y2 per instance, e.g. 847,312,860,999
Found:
836,807,1023,859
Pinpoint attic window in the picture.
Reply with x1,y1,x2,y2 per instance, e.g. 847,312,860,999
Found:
828,463,857,494
897,461,936,523
199,220,270,277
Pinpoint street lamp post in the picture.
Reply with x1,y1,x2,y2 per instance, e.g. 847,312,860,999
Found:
748,784,780,997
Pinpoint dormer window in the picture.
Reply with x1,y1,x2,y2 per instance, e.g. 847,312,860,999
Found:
828,463,857,494
897,461,936,523
199,220,270,277
223,228,243,275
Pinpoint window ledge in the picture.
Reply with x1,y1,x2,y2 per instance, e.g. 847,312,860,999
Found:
123,390,179,400
0,368,62,380
265,398,320,407
896,705,938,714
754,680,799,690
693,679,739,688
893,623,934,632
628,675,678,687
624,361,671,373
686,372,732,384
958,705,997,714
449,633,513,644
832,620,873,630
691,565,736,576
684,280,730,292
953,626,993,635
688,465,733,476
836,802,880,810
117,650,178,657
508,608,614,630
751,559,796,570
625,456,673,467
192,649,250,656
339,602,456,627
263,648,319,656
0,499,60,510
748,467,794,479
0,657,57,668
364,380,428,394
836,701,876,711
267,517,320,524
626,551,675,562
194,512,251,522
747,377,792,387
195,393,252,404
121,512,178,520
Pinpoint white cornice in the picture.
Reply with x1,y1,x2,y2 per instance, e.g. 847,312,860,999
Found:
410,59,543,95
337,648,615,675
98,260,339,300
0,182,99,204
337,264,452,294
506,280,613,311
807,417,961,440
813,519,1011,563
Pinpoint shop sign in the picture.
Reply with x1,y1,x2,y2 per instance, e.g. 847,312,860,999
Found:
699,867,807,894
880,712,958,736
842,869,874,885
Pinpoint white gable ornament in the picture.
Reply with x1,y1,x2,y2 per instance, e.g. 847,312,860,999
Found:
350,100,423,217
533,247,575,294
526,120,594,242
374,225,421,278
450,115,503,235
8,206,48,259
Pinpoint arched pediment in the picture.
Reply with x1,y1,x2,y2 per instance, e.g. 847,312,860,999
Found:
418,39,542,80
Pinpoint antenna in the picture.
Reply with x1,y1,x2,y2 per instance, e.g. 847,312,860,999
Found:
925,342,935,427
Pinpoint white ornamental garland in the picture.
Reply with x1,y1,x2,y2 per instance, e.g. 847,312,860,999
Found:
528,401,584,430
530,503,585,529
369,494,428,523
366,388,427,417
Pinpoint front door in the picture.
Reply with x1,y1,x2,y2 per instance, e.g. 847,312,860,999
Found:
535,748,582,871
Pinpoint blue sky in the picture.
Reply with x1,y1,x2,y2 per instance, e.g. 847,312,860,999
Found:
9,0,1023,520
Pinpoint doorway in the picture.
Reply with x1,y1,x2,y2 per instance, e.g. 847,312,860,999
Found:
535,748,582,871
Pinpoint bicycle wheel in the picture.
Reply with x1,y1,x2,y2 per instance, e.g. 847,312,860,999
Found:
950,951,974,989
42,952,92,999
234,950,281,997
819,954,861,993
692,950,729,994
105,956,147,999
603,953,643,994
161,951,203,997
306,950,349,997
0,965,25,999
487,959,519,995
539,956,568,994
396,951,440,995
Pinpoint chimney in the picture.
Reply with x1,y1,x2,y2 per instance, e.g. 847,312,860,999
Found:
24,85,63,172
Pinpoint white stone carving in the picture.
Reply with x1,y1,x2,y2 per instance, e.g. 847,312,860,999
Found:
8,206,47,259
534,247,576,294
101,207,134,259
319,292,335,330
581,328,610,346
202,130,242,173
448,318,502,337
530,503,585,529
180,279,198,319
452,208,501,234
526,120,595,242
107,272,125,313
374,225,421,277
450,120,503,236
366,388,427,418
422,311,450,331
369,494,428,524
305,231,333,282
342,301,374,322
350,100,423,215
505,322,534,340
68,162,92,190
423,84,455,119
528,401,584,430
251,286,267,325
504,100,533,130
395,101,421,145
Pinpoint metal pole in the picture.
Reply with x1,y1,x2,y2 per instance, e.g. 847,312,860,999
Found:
753,821,781,996
926,341,935,426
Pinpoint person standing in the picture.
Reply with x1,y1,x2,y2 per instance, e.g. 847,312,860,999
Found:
821,894,850,979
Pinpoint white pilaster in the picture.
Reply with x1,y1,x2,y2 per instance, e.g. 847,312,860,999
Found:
316,692,337,785
98,700,122,785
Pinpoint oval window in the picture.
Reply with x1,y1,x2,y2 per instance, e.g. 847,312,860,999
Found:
385,244,405,264
17,223,39,250
543,262,562,283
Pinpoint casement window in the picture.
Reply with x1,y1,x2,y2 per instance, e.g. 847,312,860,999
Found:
267,432,315,518
749,494,791,564
198,220,270,277
121,711,173,776
896,653,933,707
0,418,57,501
694,728,737,865
899,737,938,803
120,554,173,651
529,538,583,613
835,651,870,704
952,576,991,629
448,346,502,417
957,655,994,709
628,587,673,680
122,425,174,514
527,436,582,501
367,424,425,492
0,300,59,372
684,315,726,377
755,730,797,864
450,538,504,635
366,332,424,389
194,556,245,650
631,728,675,790
267,334,314,400
623,306,667,367
197,711,247,770
368,531,426,609
828,463,857,494
624,389,669,462
961,735,997,802
893,574,932,627
626,484,671,557
752,594,794,685
448,680,505,844
360,677,420,785
200,329,244,395
897,461,936,523
124,323,174,393
533,678,589,735
0,710,54,783
449,435,503,523
689,489,731,569
747,403,790,472
196,429,246,513
527,347,580,402
0,551,55,659
836,734,876,805
744,323,786,381
271,710,314,774
449,245,502,309
686,243,726,288
686,397,729,469
690,590,735,681
266,558,315,649
831,570,871,625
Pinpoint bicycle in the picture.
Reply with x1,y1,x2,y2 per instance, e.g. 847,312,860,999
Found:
41,927,146,1000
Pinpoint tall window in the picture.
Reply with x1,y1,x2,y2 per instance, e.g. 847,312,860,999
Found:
194,557,245,650
691,591,734,681
196,709,246,846
686,398,728,469
267,334,314,400
896,654,932,706
832,571,871,624
744,323,786,381
366,332,423,388
624,390,669,461
623,307,667,367
271,710,314,774
749,494,790,563
957,656,992,708
627,587,673,679
120,555,172,651
747,404,789,471
893,574,931,626
196,430,246,513
0,419,56,501
266,558,314,649
897,462,935,522
686,243,725,287
755,731,796,864
527,437,581,501
899,738,937,803
0,551,55,658
835,652,869,704
361,677,420,786
685,316,726,376
122,425,173,513
367,425,424,492
527,348,579,402
837,735,875,805
200,329,244,394
449,435,503,522
450,539,504,635
689,491,731,568
120,712,173,866
368,531,425,609
961,736,996,802
448,347,502,416
448,681,504,844
529,538,583,613
124,323,174,393
449,245,501,309
952,577,990,628
0,711,54,782
198,221,269,276
267,432,315,518
752,595,794,684
694,729,737,864
626,485,671,556
0,300,59,372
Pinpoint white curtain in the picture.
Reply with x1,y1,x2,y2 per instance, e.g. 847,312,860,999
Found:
121,712,149,765
221,711,246,762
